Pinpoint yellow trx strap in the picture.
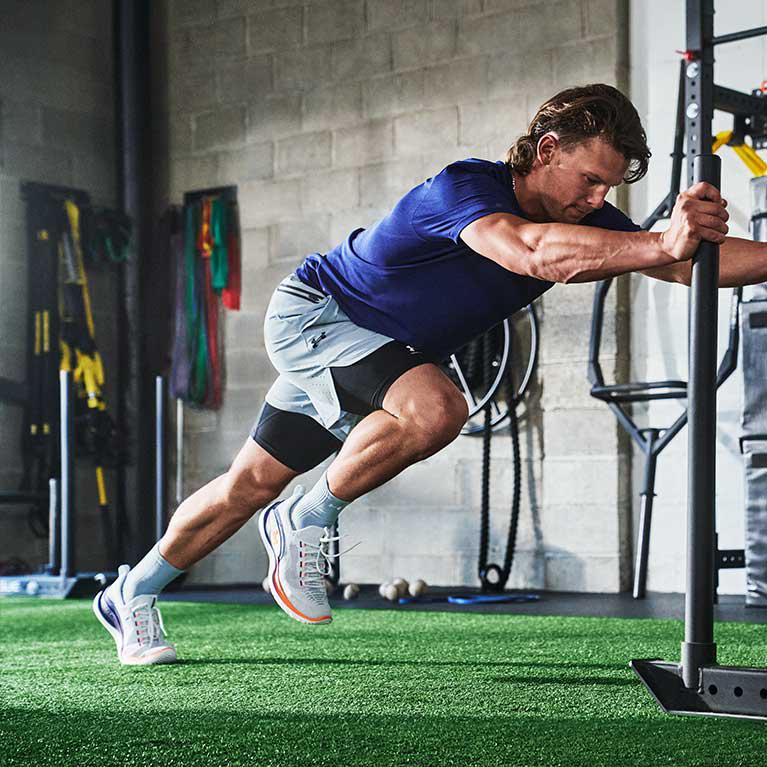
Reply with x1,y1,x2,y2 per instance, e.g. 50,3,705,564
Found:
713,130,767,176
64,200,96,338
62,201,115,518
96,466,107,506
62,200,106,410
42,309,51,434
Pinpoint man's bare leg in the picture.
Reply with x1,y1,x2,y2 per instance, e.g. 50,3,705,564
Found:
327,363,468,499
95,439,298,664
261,363,467,624
109,440,298,605
290,364,468,533
160,440,298,569
121,363,464,592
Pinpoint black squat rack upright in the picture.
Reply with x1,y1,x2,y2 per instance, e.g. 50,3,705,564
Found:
589,54,743,601
632,0,767,720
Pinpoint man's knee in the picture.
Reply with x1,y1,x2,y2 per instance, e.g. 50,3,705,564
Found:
217,439,298,521
381,363,468,457
408,388,468,458
220,464,288,522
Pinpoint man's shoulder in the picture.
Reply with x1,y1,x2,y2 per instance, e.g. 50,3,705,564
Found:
436,157,506,179
424,158,513,198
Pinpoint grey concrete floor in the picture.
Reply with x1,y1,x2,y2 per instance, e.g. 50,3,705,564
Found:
164,584,767,623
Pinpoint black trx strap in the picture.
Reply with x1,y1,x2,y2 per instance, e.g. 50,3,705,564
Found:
17,185,126,562
19,192,61,537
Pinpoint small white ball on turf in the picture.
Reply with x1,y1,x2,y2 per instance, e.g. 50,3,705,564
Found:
378,582,390,598
262,576,271,594
383,582,399,602
408,579,427,597
343,583,360,600
392,577,409,598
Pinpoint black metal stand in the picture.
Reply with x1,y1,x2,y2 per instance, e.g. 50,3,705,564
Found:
586,4,767,597
155,376,167,543
0,372,113,598
632,0,767,720
589,280,740,599
632,429,659,598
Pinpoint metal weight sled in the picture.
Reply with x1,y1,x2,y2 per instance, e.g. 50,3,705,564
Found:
632,0,767,720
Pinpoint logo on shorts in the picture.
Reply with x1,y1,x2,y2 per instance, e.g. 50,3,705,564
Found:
309,331,327,349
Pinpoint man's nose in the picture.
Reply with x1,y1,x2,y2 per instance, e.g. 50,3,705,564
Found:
587,187,608,209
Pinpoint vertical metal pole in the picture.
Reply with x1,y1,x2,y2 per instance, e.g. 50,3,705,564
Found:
681,0,718,690
633,430,659,599
47,478,60,575
155,376,166,543
682,154,720,687
116,0,153,559
669,59,688,202
59,371,74,579
176,398,184,505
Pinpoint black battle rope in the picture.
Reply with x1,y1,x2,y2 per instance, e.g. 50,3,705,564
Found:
478,332,493,586
477,331,523,592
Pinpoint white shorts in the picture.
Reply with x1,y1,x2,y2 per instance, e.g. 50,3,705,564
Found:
263,273,395,440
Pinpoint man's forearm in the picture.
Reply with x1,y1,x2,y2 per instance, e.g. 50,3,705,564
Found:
517,223,674,283
462,214,679,283
643,236,767,287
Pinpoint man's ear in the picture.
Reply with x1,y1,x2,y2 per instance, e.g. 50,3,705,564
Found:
536,132,559,165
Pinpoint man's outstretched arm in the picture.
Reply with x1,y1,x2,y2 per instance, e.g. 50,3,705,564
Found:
461,182,729,284
641,235,767,287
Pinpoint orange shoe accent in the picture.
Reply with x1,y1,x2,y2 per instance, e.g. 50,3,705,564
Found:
270,569,331,623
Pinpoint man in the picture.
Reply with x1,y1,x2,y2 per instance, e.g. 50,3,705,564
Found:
95,82,753,665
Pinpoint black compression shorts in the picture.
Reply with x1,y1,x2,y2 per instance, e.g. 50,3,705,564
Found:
251,340,438,473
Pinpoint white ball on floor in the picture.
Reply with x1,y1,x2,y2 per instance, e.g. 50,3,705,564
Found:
378,582,390,598
343,583,360,600
383,582,399,602
408,579,427,597
261,576,271,595
392,577,409,597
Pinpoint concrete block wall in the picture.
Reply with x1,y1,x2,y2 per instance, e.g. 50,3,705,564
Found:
0,0,119,572
161,0,633,590
628,0,767,595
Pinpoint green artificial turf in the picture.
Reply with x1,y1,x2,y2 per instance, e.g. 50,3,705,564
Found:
1,599,767,766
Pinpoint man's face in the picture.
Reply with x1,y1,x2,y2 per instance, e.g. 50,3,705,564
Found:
536,136,629,223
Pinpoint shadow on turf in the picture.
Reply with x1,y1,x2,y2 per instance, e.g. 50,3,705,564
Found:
176,657,626,674
491,674,636,687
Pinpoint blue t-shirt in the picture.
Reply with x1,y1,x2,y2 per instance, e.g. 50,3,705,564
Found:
296,158,639,358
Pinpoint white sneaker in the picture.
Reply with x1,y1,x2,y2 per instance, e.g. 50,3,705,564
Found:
259,486,336,625
93,564,177,665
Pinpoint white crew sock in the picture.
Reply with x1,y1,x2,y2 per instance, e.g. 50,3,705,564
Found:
114,543,185,602
290,472,350,530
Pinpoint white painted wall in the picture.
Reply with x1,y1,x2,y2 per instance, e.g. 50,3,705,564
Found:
629,0,767,593
164,0,633,591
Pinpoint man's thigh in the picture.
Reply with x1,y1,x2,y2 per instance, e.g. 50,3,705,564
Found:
253,341,446,473
251,401,344,474
330,340,440,416
380,361,469,425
